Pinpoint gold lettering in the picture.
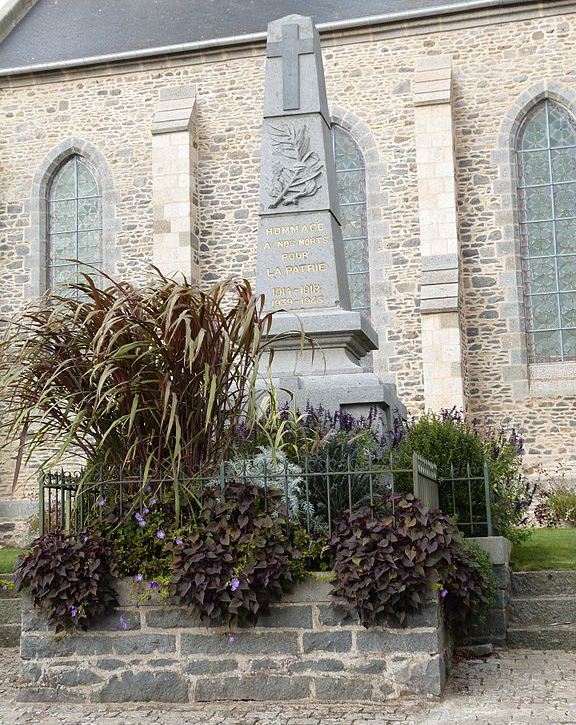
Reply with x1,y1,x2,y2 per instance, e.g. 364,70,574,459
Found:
281,251,309,261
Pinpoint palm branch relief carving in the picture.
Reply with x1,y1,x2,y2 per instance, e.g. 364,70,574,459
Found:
267,123,323,208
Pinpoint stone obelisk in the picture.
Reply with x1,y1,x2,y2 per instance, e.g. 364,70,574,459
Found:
256,15,405,423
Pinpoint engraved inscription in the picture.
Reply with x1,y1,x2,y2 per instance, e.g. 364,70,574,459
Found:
259,218,332,308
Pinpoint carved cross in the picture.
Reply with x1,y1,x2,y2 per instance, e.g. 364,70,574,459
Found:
266,23,314,111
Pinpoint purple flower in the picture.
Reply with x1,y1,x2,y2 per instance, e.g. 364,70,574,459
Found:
143,507,150,515
440,588,448,599
70,606,78,618
82,534,88,544
134,512,146,527
230,578,240,592
228,635,236,644
149,498,157,507
119,615,128,631
134,573,143,583
149,581,160,590
97,497,105,508
175,538,183,546
156,530,165,540
2,585,7,591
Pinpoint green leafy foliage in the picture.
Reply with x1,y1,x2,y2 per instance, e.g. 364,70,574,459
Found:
392,409,530,541
444,538,498,628
14,530,117,632
169,481,302,626
103,506,173,580
0,270,275,494
328,494,497,627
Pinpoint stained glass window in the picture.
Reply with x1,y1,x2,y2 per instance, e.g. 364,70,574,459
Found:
517,100,576,362
47,155,102,291
332,126,371,314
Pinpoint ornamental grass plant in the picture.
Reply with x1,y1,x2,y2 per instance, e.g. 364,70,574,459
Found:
0,270,277,505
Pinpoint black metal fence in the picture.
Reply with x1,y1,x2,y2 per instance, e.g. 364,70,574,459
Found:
39,452,493,538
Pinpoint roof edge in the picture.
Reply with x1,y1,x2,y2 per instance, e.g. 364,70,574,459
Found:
0,0,544,77
0,0,37,45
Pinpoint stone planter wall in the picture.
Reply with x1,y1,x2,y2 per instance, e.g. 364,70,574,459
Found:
20,577,451,703
459,536,512,648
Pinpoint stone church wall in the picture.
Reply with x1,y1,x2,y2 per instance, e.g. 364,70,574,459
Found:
0,3,575,497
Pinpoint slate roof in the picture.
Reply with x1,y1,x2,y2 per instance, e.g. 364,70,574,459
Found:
0,0,532,73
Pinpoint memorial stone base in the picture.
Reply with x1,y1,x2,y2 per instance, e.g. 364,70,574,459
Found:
19,577,450,703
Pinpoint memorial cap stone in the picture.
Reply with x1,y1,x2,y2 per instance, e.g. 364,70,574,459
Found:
263,15,330,124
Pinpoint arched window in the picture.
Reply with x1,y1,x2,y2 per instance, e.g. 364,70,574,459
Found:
517,99,576,362
332,126,371,314
47,155,102,291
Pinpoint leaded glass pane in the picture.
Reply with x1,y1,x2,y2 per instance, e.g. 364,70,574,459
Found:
558,256,576,291
548,104,576,147
47,155,102,293
336,170,366,204
532,330,561,361
344,238,369,273
51,162,76,200
77,160,99,197
551,147,576,183
78,198,100,230
517,100,576,362
340,203,368,239
521,186,552,221
556,219,576,255
528,257,557,294
334,129,363,169
530,294,559,329
519,105,548,150
49,200,77,233
77,231,101,262
560,292,576,327
51,264,79,288
554,183,576,218
348,273,370,310
562,329,576,359
332,126,370,314
518,151,550,186
523,221,555,257
50,233,76,262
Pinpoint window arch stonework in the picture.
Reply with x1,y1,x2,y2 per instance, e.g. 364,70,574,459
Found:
516,100,576,364
329,106,393,374
25,138,118,300
493,82,576,397
47,155,103,291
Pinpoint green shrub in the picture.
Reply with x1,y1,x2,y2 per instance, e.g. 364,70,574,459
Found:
444,538,498,628
392,409,530,542
547,488,576,524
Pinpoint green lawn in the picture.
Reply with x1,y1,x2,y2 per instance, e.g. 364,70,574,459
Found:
0,548,23,574
511,528,576,571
